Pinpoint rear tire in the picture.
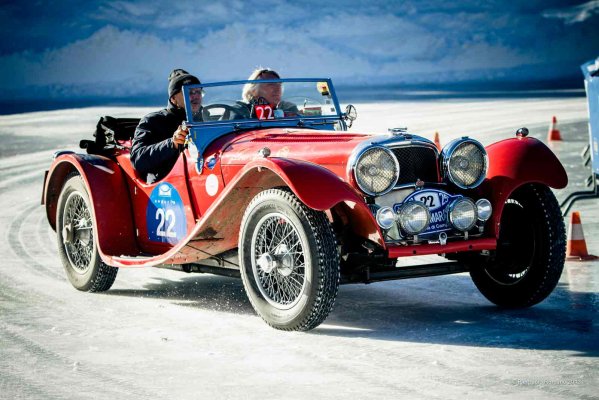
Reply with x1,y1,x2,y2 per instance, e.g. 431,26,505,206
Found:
56,174,117,292
470,184,565,308
239,189,339,331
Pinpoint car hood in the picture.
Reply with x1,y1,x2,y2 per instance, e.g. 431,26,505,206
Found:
218,128,372,171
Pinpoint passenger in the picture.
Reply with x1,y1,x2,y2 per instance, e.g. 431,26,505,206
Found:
130,69,202,183
240,68,299,118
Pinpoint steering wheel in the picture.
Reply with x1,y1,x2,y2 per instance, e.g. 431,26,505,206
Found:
202,104,237,121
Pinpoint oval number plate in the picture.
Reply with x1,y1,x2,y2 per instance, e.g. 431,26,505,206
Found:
394,189,460,235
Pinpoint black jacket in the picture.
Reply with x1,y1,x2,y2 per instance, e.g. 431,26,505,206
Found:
130,103,185,183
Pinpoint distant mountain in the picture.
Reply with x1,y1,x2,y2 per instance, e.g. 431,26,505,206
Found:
0,0,597,101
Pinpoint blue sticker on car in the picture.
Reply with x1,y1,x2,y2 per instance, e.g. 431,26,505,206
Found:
206,155,217,170
394,189,461,235
146,183,187,244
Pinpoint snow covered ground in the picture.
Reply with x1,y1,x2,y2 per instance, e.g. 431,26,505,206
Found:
0,97,597,399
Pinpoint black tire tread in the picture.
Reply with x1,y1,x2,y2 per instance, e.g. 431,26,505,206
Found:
239,188,339,331
87,261,118,293
470,184,565,308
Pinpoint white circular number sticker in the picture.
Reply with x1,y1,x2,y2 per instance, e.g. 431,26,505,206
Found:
206,174,219,196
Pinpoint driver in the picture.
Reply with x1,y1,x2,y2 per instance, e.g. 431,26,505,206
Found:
130,69,202,183
240,68,299,118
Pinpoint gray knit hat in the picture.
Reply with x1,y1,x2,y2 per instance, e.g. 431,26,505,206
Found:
168,69,200,98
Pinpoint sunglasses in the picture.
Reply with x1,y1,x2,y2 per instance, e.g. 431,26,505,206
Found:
189,88,206,96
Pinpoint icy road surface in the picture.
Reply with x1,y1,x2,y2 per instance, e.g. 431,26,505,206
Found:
0,97,597,399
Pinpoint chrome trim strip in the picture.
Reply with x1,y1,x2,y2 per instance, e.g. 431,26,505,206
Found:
387,141,439,153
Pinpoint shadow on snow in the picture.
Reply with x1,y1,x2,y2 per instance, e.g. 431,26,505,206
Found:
106,271,598,357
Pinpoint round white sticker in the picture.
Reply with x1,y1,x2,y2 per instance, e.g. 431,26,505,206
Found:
206,174,219,196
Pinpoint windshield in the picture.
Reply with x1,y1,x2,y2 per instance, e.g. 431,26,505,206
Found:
182,78,342,124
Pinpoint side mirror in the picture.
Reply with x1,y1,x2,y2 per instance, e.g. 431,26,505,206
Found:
344,104,357,128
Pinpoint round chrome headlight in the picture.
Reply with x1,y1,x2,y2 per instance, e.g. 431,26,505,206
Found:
441,138,487,189
476,199,492,221
354,146,399,196
397,201,430,235
376,207,396,230
449,198,477,231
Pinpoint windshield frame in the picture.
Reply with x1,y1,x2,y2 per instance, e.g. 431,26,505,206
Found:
181,78,343,128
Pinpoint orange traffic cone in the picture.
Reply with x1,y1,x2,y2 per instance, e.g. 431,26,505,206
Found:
548,116,562,141
433,131,442,151
566,211,598,261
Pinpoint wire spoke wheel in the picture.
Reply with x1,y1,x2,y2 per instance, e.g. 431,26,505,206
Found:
62,191,94,273
251,213,306,309
57,174,117,292
239,188,340,331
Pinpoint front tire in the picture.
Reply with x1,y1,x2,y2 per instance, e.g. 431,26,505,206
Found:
56,174,117,292
239,189,339,331
470,184,565,308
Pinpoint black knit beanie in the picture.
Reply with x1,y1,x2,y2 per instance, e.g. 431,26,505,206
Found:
168,69,201,98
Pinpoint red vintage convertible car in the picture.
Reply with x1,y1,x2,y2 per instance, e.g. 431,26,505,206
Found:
42,78,568,331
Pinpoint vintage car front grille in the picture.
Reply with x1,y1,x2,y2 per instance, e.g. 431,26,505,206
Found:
391,145,439,185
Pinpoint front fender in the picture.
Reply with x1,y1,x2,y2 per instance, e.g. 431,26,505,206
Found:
186,157,382,259
107,157,382,267
43,153,138,259
244,158,383,245
253,157,365,210
480,137,568,237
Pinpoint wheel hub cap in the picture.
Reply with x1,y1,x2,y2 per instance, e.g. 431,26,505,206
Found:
274,243,293,277
251,213,307,309
257,253,276,273
256,244,295,277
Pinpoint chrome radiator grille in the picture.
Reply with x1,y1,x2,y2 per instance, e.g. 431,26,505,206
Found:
391,146,439,185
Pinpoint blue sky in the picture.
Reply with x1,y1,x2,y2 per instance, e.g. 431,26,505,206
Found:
1,0,598,100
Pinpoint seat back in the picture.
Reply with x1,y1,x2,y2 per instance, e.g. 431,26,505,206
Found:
81,116,140,155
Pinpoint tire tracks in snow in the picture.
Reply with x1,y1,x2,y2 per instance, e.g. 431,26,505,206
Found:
0,324,160,400
6,202,65,281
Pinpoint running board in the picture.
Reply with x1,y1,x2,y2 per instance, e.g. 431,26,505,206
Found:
159,263,241,279
341,262,468,284
159,260,467,283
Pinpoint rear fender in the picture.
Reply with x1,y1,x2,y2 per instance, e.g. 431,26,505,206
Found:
480,137,568,237
43,153,138,258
